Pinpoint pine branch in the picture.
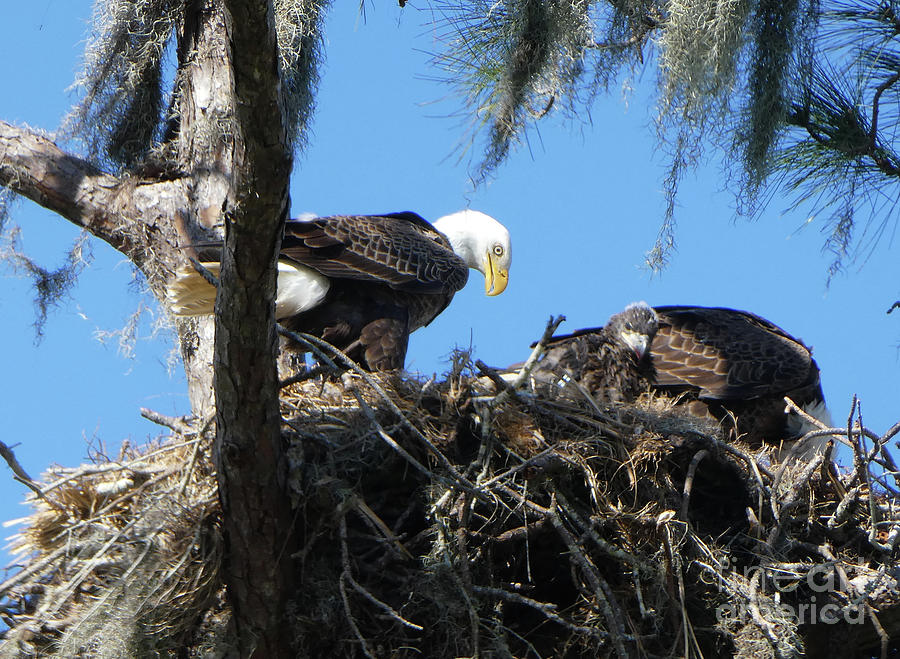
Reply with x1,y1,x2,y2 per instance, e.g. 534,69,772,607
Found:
787,103,900,179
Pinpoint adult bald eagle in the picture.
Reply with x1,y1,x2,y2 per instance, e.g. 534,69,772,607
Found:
530,302,659,404
650,306,828,445
167,210,511,370
535,305,828,446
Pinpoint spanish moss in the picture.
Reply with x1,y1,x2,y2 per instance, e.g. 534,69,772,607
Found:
66,0,330,168
65,0,182,169
432,0,594,179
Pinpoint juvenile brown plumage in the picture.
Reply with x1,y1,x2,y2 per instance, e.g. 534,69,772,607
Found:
167,210,511,370
530,302,659,404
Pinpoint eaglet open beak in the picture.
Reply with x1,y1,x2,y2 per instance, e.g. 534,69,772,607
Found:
484,252,509,296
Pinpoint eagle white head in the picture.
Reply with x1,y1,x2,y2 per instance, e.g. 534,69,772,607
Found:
433,210,511,296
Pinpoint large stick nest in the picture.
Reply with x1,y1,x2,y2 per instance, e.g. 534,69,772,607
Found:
2,340,900,658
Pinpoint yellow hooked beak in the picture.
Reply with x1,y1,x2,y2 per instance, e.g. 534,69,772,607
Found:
484,251,509,296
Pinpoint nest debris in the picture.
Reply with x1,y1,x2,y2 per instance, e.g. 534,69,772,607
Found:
1,333,900,658
0,429,220,658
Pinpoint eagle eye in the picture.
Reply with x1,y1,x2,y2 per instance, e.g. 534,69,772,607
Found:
493,244,504,257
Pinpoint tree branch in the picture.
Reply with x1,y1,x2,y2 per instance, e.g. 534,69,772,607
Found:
0,119,194,292
0,121,125,246
787,98,900,179
869,71,900,143
0,440,62,510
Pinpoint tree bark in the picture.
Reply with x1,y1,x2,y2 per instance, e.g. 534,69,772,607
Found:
0,120,182,273
212,0,296,656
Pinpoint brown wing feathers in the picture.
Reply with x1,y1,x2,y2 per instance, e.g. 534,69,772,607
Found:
273,213,471,370
535,305,825,446
171,212,474,371
281,214,468,294
651,306,820,400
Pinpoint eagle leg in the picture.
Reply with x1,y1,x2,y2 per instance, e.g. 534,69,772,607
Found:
358,315,410,371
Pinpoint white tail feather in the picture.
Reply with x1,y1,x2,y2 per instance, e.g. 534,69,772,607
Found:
273,262,329,319
167,262,330,319
167,264,219,316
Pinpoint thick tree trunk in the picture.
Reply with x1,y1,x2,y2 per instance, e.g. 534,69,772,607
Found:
189,0,297,655
1,0,299,655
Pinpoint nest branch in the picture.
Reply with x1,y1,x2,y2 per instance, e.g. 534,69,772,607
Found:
680,448,709,521
493,314,565,406
472,585,607,639
140,407,195,435
0,440,61,510
767,448,827,547
339,514,422,634
282,329,484,501
547,493,632,657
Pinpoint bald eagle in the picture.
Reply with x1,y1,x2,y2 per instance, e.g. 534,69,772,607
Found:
167,210,511,370
650,306,828,445
530,302,659,404
535,305,828,446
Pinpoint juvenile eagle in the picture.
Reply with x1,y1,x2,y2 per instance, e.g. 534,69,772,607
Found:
529,302,659,404
167,210,511,370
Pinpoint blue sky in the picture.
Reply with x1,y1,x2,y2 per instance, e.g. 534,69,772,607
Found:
0,1,898,551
